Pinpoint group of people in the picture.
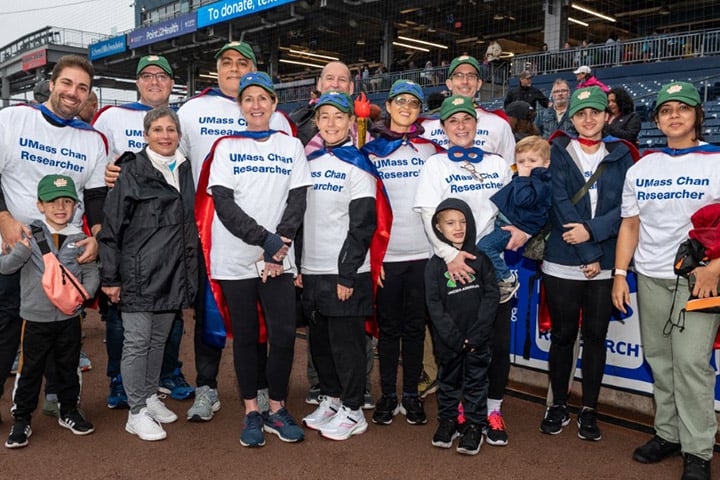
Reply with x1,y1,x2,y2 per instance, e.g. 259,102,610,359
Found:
0,43,717,479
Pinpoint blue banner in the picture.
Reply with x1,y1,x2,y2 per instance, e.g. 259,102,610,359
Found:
197,0,296,28
505,251,720,408
88,35,126,60
128,12,197,49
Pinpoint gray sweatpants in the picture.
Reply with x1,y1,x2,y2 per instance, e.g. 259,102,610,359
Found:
121,311,175,413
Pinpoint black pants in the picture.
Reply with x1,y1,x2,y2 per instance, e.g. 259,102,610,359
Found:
543,274,613,408
13,317,82,419
488,301,511,400
220,275,296,401
436,344,491,426
309,312,366,410
194,256,267,390
0,271,22,399
376,260,426,396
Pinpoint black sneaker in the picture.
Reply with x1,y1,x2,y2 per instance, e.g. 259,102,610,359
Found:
485,410,509,446
58,409,95,436
577,407,602,441
400,395,427,425
539,405,570,435
372,395,399,425
633,435,682,463
457,423,483,455
682,453,711,480
432,418,459,448
5,418,31,449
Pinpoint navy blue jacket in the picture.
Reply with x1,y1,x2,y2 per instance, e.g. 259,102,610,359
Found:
544,134,634,269
490,167,552,235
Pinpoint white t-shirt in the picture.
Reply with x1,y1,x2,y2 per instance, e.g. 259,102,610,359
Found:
368,140,436,262
206,132,311,280
0,105,107,233
621,146,720,279
421,108,516,165
413,150,512,242
92,103,152,159
302,147,377,275
178,88,294,184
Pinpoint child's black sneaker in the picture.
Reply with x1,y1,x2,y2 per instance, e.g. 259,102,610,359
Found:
371,394,399,425
432,418,459,448
59,409,95,436
5,418,31,449
577,407,602,441
400,395,427,425
456,423,483,455
539,404,570,435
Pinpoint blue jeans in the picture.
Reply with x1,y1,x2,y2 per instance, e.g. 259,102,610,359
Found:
476,218,512,282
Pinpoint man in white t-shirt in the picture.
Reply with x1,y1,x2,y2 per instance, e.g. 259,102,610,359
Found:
421,55,516,165
0,54,107,415
94,55,194,407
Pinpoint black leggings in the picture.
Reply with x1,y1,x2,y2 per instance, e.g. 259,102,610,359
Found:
543,274,613,408
488,301,512,401
220,275,296,402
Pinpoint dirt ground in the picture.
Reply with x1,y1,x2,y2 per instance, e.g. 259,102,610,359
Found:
0,309,703,480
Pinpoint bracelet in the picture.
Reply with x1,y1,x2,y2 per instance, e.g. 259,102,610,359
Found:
612,268,627,277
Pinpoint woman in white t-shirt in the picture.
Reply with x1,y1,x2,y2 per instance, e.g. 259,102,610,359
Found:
413,95,523,446
201,72,311,448
362,80,440,426
540,87,635,441
299,92,378,441
613,82,720,480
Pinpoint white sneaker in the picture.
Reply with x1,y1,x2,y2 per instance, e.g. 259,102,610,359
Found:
319,405,368,441
146,394,178,423
126,408,167,441
302,396,341,431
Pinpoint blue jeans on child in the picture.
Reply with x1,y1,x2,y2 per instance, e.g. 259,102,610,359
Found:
476,217,512,282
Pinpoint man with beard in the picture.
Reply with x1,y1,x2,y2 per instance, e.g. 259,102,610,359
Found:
0,54,107,423
537,79,577,139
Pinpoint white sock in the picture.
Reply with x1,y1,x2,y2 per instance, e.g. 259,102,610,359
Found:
487,398,502,414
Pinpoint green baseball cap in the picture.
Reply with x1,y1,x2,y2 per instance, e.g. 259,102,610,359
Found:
238,72,275,98
37,175,78,202
569,86,608,118
448,55,481,76
314,91,354,115
136,55,173,76
215,41,257,64
656,81,701,108
440,95,477,121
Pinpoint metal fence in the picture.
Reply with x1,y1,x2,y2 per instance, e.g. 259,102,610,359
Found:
0,26,109,63
512,28,720,77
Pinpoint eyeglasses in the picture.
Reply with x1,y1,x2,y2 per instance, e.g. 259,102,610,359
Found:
392,96,421,109
460,162,484,182
552,89,569,95
138,72,171,82
451,72,478,81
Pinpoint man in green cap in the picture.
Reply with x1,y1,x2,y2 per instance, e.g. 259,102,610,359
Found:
421,55,516,165
95,54,194,409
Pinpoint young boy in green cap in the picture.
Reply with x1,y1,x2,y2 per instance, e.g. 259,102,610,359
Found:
1,174,99,449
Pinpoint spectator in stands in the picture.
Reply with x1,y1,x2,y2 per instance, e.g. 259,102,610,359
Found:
505,101,539,142
605,87,641,146
574,66,610,93
537,79,576,139
485,40,503,83
613,81,718,480
503,70,549,110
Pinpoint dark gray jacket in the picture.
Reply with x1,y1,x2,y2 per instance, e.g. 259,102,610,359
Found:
98,149,198,312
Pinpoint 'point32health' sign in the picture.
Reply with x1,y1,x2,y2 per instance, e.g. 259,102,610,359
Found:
197,0,296,28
